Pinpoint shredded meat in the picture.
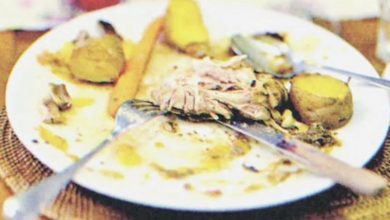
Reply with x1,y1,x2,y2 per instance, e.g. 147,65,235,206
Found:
151,56,288,121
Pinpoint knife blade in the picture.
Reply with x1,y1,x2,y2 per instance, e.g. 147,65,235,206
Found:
218,120,387,196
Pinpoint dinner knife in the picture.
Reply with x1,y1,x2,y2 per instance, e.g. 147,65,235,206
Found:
218,120,387,196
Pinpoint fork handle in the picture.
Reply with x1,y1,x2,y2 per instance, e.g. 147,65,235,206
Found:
2,135,115,220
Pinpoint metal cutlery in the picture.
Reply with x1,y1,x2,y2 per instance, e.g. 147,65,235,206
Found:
219,120,387,196
2,100,160,220
231,34,390,89
138,102,387,195
3,99,387,219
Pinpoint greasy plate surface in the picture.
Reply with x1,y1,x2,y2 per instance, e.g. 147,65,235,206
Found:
6,0,390,211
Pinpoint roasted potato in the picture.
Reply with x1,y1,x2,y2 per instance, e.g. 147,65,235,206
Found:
290,74,353,129
69,34,125,83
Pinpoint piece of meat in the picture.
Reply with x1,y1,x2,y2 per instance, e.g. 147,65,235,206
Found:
42,99,63,124
42,83,72,124
49,83,72,110
151,56,287,121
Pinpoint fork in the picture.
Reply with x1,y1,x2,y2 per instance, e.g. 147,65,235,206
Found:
2,100,160,220
231,34,390,89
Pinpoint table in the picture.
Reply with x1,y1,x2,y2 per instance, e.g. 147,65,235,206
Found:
0,30,46,212
0,18,386,219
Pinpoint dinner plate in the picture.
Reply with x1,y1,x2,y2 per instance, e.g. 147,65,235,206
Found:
6,0,390,211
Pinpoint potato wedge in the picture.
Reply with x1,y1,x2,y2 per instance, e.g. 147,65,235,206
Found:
290,74,353,129
165,0,209,57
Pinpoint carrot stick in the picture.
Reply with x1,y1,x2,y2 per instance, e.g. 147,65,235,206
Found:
108,17,164,116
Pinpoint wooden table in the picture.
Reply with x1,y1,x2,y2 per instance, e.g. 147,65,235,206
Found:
0,18,385,218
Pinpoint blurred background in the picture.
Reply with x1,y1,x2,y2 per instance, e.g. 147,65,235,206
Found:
0,0,380,31
0,0,386,107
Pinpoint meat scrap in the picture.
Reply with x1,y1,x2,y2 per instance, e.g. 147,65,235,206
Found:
42,83,72,124
49,83,72,110
151,56,288,121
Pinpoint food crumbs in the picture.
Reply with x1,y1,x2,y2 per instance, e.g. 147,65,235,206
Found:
161,120,178,133
245,184,264,193
100,169,125,180
154,142,165,148
153,164,196,179
184,183,194,191
115,144,142,167
321,146,335,154
242,164,259,173
205,190,222,197
282,159,292,165
68,154,80,161
39,126,68,153
231,137,251,156
267,172,291,185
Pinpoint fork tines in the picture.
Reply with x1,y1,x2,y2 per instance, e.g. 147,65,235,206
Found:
129,99,161,115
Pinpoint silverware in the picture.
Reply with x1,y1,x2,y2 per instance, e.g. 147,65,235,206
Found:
114,101,387,195
219,120,387,195
4,98,387,219
231,34,390,89
2,100,160,220
136,103,387,195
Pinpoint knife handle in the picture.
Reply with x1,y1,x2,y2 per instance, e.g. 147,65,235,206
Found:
286,138,388,195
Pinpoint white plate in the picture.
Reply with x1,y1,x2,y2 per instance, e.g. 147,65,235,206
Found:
6,0,390,212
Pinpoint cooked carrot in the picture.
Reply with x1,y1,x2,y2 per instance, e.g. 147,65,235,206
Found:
108,17,164,116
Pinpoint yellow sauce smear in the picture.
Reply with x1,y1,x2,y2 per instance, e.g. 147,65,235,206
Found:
153,165,197,179
202,144,233,171
231,137,251,156
201,137,252,171
154,142,165,148
100,169,125,180
38,126,68,153
72,97,95,108
37,42,74,82
321,145,336,154
152,138,253,179
115,144,143,167
60,97,95,120
245,184,265,193
266,159,300,185
152,143,237,179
